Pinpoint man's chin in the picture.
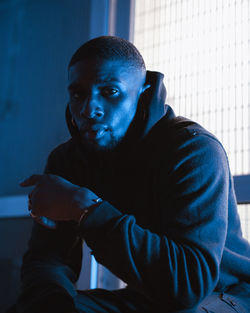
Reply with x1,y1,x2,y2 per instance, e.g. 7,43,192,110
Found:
80,137,120,155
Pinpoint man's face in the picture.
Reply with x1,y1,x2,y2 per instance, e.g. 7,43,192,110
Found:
68,58,147,152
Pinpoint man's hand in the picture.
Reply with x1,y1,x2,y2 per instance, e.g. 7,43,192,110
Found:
20,174,99,222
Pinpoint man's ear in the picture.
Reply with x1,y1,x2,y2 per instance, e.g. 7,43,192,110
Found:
141,83,151,94
140,69,156,94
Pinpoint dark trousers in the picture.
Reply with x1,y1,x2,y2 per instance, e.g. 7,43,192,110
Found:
8,283,250,313
74,283,250,313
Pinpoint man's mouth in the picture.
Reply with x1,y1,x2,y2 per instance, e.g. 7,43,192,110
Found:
84,125,109,140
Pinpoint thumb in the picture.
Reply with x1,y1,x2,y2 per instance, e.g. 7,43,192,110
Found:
19,174,42,187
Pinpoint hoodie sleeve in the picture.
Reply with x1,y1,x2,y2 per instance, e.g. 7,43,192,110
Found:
16,147,81,313
78,131,230,311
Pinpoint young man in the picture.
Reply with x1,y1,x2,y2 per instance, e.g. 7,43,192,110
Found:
15,36,249,313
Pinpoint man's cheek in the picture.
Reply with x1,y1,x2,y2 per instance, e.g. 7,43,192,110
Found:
116,118,132,138
111,113,123,130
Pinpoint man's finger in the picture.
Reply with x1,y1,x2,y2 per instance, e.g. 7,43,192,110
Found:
19,174,42,187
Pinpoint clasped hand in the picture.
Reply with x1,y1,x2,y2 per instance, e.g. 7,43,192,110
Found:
20,174,99,222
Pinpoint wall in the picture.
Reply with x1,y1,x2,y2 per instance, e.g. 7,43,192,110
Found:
0,0,91,197
0,0,132,309
0,0,94,310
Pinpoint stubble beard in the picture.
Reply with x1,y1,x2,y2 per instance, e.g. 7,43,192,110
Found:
80,131,122,159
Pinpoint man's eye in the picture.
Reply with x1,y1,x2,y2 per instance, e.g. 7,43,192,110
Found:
102,88,118,97
71,92,81,100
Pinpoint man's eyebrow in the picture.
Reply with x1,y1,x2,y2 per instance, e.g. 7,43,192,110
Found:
96,78,122,83
68,83,81,91
68,78,122,91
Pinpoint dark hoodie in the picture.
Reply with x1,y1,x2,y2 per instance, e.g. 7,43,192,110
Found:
16,72,250,312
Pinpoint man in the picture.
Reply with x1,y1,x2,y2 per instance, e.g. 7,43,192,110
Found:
15,36,249,312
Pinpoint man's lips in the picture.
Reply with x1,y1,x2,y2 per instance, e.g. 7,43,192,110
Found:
83,125,109,140
87,124,108,132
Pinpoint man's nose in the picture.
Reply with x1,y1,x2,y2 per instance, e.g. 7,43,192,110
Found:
80,96,104,119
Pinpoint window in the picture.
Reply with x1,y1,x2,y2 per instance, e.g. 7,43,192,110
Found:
134,0,250,240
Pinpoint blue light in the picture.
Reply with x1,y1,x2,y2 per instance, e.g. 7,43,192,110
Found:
90,255,98,289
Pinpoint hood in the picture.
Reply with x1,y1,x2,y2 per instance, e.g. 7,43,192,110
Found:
138,70,166,137
65,70,166,148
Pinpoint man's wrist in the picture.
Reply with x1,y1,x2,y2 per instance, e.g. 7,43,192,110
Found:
78,197,103,224
71,187,101,221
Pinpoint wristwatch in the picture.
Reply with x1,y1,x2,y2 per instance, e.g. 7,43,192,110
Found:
78,197,103,225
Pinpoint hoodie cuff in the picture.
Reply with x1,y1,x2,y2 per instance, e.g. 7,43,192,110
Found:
78,201,123,245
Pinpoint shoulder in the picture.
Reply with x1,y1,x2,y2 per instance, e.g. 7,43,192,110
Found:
46,138,75,165
161,114,219,141
146,114,229,172
45,138,89,185
44,139,80,177
171,117,227,162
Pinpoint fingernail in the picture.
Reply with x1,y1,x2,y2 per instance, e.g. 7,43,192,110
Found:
19,179,28,186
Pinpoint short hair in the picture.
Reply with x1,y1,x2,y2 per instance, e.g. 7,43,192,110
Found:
68,36,146,71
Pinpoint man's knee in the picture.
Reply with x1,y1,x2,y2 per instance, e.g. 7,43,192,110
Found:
196,292,249,313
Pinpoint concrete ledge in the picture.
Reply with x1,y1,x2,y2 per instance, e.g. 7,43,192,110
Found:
0,194,29,218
